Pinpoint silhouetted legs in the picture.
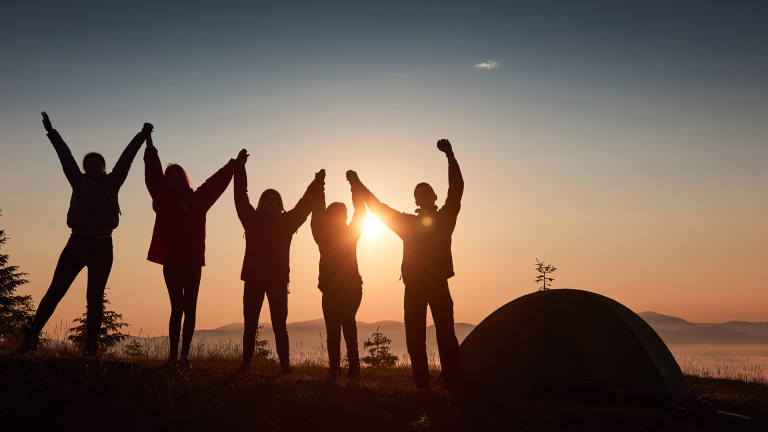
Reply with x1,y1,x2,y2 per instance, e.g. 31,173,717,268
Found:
243,282,291,372
20,234,112,356
163,264,202,361
404,280,464,389
322,286,362,377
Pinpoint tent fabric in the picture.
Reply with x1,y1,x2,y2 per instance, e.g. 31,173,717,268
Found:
460,289,690,405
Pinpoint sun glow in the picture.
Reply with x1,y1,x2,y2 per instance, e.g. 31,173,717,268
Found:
364,214,385,237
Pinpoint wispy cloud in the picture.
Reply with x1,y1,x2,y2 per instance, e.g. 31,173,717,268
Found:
475,60,500,70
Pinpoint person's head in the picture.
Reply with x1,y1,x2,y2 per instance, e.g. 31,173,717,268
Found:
326,202,348,225
82,152,106,179
257,189,285,214
414,182,437,208
164,164,193,192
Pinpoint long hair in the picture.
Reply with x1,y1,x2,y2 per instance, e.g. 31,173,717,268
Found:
164,163,193,192
257,189,286,213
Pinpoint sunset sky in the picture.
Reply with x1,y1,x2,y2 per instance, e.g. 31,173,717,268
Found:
1,1,767,335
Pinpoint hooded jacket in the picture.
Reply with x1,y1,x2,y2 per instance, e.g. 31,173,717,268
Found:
362,153,463,285
47,129,144,238
144,147,235,266
310,190,365,293
234,164,322,284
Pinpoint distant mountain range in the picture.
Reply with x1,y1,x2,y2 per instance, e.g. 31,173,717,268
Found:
638,311,768,346
178,319,477,356
130,311,768,353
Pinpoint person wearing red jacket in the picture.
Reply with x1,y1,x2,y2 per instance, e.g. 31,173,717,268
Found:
310,170,366,378
234,160,324,374
348,139,464,389
144,128,246,369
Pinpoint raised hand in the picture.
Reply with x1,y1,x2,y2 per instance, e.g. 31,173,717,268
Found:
346,170,363,190
141,123,154,137
235,149,249,165
41,112,53,133
436,139,453,155
316,169,326,181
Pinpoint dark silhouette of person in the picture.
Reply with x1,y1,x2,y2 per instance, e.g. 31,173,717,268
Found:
144,129,246,370
234,160,324,374
310,170,366,377
18,112,150,356
347,139,464,389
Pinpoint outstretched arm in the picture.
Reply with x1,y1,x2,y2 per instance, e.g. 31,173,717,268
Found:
143,128,168,202
348,190,367,240
286,170,325,233
346,170,407,236
310,170,327,245
196,149,246,211
43,112,80,186
437,139,464,215
233,159,256,227
112,123,151,188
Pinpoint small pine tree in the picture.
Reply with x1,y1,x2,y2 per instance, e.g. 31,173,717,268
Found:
123,339,145,358
67,287,130,352
534,258,557,291
361,326,398,368
0,211,35,340
253,325,271,359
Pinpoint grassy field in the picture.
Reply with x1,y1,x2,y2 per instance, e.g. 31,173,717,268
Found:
2,338,768,432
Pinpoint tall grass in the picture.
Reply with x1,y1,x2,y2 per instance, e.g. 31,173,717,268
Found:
678,356,768,385
17,321,443,374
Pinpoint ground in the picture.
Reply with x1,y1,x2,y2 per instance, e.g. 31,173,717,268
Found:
1,344,767,432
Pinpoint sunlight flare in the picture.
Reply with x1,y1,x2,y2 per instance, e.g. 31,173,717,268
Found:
364,214,384,237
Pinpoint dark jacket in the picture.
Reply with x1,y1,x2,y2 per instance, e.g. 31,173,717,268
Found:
48,129,144,237
311,190,365,293
363,154,463,285
144,147,235,266
234,164,321,284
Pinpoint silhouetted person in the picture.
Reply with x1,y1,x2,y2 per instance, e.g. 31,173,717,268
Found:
310,170,366,377
348,139,464,389
18,112,150,356
234,161,324,373
144,130,245,370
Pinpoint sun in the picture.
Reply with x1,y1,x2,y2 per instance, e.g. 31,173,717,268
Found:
364,214,384,237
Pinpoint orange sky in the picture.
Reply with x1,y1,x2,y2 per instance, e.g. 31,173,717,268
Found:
1,1,767,336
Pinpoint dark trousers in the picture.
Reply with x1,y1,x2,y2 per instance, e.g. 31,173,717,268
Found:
30,233,113,354
404,280,464,389
163,264,202,358
243,282,290,367
322,286,362,373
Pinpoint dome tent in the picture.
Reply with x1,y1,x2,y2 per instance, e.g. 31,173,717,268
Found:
460,289,690,406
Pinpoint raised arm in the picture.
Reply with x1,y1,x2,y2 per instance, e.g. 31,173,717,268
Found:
348,190,367,241
310,170,327,245
42,112,80,186
143,128,168,202
195,149,246,211
233,159,256,227
285,170,325,233
437,139,463,215
346,170,408,237
111,123,151,188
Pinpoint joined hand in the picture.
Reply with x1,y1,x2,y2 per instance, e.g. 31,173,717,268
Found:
235,149,249,165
